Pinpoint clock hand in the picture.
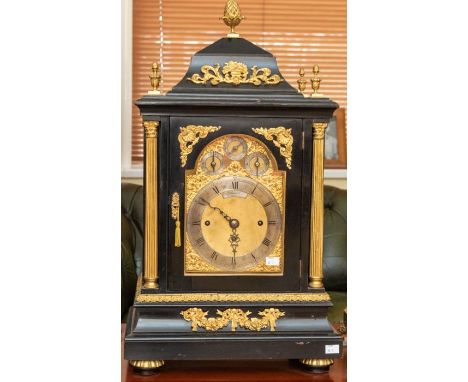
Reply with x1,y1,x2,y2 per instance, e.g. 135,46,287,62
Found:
231,142,242,152
210,151,216,173
228,227,240,260
255,155,260,176
205,201,241,259
205,201,240,229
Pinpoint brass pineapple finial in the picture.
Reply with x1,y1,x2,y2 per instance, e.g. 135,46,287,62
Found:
148,62,161,95
222,0,244,38
297,68,308,96
310,65,323,98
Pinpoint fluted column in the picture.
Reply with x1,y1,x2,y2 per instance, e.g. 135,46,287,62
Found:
309,122,328,288
143,121,160,289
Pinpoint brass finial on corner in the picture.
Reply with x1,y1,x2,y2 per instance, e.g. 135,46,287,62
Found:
297,68,308,96
222,0,244,38
310,65,324,98
148,62,161,95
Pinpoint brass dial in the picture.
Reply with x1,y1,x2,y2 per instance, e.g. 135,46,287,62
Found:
201,151,224,175
224,136,248,161
245,152,269,176
186,176,282,271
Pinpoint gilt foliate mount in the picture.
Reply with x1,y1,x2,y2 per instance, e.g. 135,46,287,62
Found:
181,307,285,332
187,61,283,86
252,127,293,169
178,125,221,167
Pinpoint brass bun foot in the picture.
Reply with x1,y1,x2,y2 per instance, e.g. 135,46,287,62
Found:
299,358,334,373
130,360,165,375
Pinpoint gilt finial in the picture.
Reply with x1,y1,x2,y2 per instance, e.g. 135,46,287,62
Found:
310,65,324,98
297,68,308,96
222,0,244,38
148,62,161,95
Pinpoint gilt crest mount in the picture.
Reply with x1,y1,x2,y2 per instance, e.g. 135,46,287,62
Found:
187,61,283,87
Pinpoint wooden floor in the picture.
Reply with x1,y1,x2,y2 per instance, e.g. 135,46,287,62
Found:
122,325,347,382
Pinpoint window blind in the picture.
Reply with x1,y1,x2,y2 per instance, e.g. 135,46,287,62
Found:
132,0,347,163
132,0,161,162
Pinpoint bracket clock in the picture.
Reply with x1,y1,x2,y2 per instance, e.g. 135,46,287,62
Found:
125,0,343,373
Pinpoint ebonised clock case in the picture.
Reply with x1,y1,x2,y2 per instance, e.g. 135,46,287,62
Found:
125,36,343,367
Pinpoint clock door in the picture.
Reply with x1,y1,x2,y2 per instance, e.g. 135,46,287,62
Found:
167,116,303,292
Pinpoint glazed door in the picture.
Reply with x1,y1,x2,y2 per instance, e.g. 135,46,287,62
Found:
166,116,303,292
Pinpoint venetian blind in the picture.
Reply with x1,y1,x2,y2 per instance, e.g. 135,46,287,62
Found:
132,0,347,163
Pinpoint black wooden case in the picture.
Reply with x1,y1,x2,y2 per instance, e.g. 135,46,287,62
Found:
125,36,343,368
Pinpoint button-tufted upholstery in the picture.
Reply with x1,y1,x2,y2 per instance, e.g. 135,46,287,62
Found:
322,186,347,325
121,183,144,320
121,183,347,323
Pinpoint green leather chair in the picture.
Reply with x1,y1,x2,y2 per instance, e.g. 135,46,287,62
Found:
322,186,347,326
121,183,347,325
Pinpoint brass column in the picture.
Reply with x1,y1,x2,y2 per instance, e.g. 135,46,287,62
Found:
143,121,160,289
309,122,328,288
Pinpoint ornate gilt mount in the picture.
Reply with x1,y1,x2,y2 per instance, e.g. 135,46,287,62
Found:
171,193,181,247
312,122,328,140
252,127,293,169
181,307,285,332
187,61,283,86
135,275,331,302
143,121,159,138
178,125,221,167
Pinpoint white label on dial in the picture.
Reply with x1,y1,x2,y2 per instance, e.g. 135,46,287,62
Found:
266,257,280,266
325,344,340,354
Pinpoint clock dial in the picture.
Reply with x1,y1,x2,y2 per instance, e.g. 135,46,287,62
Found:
245,152,270,176
187,176,282,271
201,151,224,175
224,136,248,161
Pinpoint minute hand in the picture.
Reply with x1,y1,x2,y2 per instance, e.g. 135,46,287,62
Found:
206,201,232,223
206,202,240,230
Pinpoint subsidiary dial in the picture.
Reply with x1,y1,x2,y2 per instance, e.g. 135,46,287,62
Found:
224,136,248,161
245,152,270,176
201,151,224,175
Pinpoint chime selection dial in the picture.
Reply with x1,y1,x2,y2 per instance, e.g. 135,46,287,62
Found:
224,136,248,161
245,152,270,176
201,151,224,175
